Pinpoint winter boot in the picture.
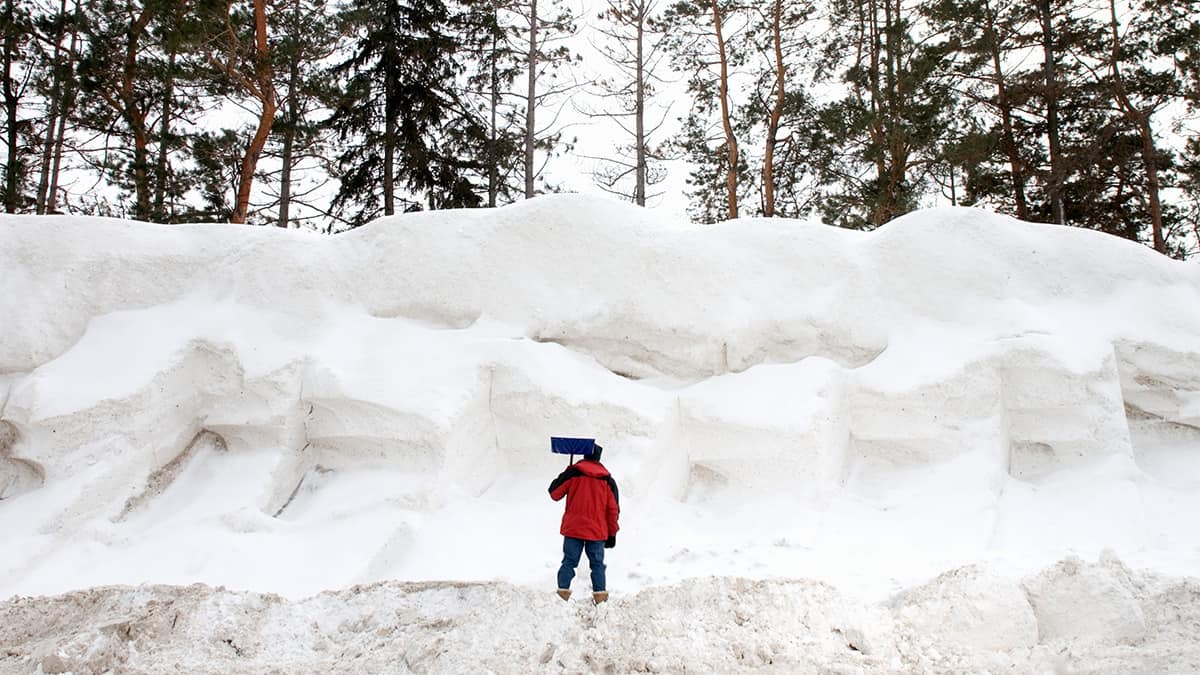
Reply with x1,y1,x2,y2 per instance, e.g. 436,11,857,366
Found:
592,591,608,604
556,589,571,601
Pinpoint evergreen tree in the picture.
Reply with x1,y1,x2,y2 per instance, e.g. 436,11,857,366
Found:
740,0,816,217
439,0,534,208
922,0,1040,219
455,1,526,207
200,0,277,225
190,128,242,220
328,0,490,227
1101,0,1200,255
74,0,213,222
266,0,339,228
1175,1,1200,257
801,0,956,229
1019,0,1176,247
510,0,578,199
32,0,82,215
662,0,751,223
74,0,159,220
146,0,211,222
2,0,36,212
459,1,525,207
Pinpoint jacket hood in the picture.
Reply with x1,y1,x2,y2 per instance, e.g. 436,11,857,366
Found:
574,459,610,478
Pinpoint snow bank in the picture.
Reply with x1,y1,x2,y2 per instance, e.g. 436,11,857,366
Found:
0,195,1198,670
3,558,1197,674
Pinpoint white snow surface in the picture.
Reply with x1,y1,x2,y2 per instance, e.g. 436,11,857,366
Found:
1,195,1199,672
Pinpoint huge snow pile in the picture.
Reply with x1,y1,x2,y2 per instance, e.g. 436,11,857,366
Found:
5,556,1200,674
1,195,1198,671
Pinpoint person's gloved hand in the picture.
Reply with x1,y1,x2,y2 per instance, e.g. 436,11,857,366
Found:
605,536,616,549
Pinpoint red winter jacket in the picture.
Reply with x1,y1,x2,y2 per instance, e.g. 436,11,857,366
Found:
548,459,620,542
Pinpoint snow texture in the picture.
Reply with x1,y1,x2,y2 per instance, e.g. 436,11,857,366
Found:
1,195,1199,672
2,558,1198,674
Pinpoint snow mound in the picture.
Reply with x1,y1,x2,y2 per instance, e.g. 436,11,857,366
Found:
3,559,1198,673
1022,552,1148,644
1,196,1199,653
890,565,1038,652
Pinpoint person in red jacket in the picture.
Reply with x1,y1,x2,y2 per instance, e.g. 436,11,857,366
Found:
548,444,619,604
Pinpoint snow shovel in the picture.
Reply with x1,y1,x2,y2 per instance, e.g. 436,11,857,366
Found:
550,436,595,467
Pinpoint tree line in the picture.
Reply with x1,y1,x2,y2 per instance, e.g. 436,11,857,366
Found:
664,0,1200,257
2,0,1199,256
2,0,579,230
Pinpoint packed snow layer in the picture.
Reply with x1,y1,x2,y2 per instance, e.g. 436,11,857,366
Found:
1,195,1199,670
3,556,1198,674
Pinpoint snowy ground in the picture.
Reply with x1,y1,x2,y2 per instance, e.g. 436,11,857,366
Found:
4,556,1200,673
1,195,1198,672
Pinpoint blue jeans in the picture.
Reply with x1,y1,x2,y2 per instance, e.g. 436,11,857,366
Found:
557,537,606,592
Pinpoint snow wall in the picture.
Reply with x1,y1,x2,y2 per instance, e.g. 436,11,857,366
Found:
1,195,1198,671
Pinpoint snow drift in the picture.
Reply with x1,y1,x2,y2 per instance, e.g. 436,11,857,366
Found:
1,195,1198,671
4,555,1199,673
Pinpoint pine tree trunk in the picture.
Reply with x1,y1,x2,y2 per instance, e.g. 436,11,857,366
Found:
1106,0,1164,252
384,68,395,216
231,0,276,224
1138,120,1166,252
277,133,295,226
278,14,300,229
865,0,887,224
879,0,905,226
488,30,499,208
984,0,1028,220
711,0,738,220
154,49,175,222
118,5,154,221
47,5,77,214
3,0,20,213
762,0,785,217
278,81,296,227
131,125,151,221
127,99,151,220
524,0,538,199
36,0,68,214
634,1,646,206
1039,0,1065,224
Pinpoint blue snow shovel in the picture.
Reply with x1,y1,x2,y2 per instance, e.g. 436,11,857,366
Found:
551,436,595,467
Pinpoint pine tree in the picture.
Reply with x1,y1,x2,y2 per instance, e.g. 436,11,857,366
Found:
73,0,225,222
801,0,956,229
202,0,277,225
328,0,490,227
511,0,578,199
741,0,815,217
33,0,82,215
268,0,339,228
74,0,159,220
662,0,748,223
190,128,242,221
1174,1,1200,257
923,0,1185,250
144,0,197,223
459,1,525,207
585,0,672,206
2,0,35,212
1018,0,1181,248
1095,0,1199,254
923,0,1039,219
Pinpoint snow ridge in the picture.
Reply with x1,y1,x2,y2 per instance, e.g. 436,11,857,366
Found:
0,197,1198,672
3,556,1197,674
